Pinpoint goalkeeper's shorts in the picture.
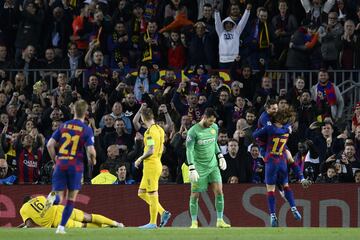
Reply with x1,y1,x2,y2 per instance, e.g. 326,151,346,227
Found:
191,167,222,192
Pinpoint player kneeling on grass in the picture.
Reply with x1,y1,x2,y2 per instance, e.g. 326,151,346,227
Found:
186,107,230,228
19,195,124,228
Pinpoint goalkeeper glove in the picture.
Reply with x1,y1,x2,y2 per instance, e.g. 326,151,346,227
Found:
217,153,227,170
189,164,199,182
300,178,312,188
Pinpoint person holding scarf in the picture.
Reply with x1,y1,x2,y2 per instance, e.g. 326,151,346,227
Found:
107,22,130,69
245,7,275,70
310,69,344,122
140,21,166,67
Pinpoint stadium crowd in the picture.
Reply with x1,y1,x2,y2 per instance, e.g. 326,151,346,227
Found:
0,0,360,185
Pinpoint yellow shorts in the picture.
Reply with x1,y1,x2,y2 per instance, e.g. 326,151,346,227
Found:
139,165,162,192
52,205,85,228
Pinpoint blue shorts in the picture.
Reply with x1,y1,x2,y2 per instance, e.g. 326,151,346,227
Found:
265,160,288,185
52,166,82,191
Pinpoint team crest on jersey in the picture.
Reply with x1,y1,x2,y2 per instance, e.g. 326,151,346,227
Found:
210,129,216,135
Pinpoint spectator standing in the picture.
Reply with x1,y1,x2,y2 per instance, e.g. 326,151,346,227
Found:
317,12,343,69
271,0,298,65
214,3,251,69
310,69,344,121
300,0,335,27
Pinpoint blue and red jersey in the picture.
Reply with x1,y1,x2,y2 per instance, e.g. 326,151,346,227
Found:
51,119,94,172
253,123,290,163
256,111,271,148
16,146,42,184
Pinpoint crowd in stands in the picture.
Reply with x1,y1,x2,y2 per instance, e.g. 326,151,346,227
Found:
0,0,360,185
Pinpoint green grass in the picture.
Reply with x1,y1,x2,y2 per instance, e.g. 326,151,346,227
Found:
1,228,360,240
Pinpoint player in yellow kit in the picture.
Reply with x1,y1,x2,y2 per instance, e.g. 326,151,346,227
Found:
19,195,124,228
134,108,171,229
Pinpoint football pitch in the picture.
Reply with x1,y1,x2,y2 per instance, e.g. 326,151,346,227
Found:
1,228,360,240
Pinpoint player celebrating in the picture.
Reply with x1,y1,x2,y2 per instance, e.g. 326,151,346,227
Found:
186,107,229,228
253,110,302,227
257,100,310,194
19,195,123,228
45,100,96,234
134,108,171,229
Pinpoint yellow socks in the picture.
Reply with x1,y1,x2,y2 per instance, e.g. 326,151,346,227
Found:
149,195,159,224
138,192,165,215
91,214,116,227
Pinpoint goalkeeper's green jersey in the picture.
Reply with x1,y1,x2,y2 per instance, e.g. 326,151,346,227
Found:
186,123,221,175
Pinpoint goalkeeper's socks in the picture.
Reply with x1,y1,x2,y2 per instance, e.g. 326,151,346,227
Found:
215,194,224,219
138,192,165,216
92,214,116,227
283,186,296,208
189,197,199,221
60,200,74,227
267,191,276,214
149,195,159,224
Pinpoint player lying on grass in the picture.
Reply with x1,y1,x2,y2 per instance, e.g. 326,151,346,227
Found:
253,109,304,227
18,194,124,228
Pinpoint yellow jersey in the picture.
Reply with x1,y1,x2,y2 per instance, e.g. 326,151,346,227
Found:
143,124,164,167
20,196,57,228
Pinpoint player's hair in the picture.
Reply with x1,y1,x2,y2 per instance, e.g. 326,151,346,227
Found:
203,107,219,118
74,100,88,118
23,196,32,204
141,108,154,121
264,99,278,109
272,108,296,125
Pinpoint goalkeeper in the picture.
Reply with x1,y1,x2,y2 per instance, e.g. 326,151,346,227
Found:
185,108,230,229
